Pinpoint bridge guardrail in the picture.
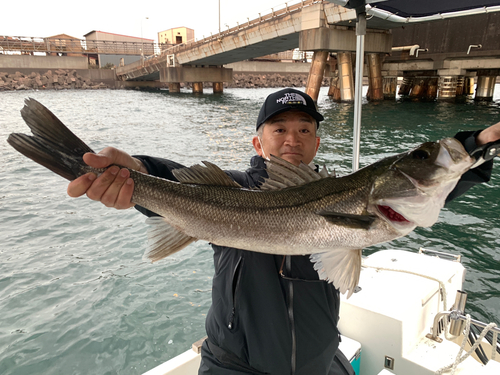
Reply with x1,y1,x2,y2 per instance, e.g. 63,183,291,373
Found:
116,0,322,78
158,0,324,58
0,36,159,56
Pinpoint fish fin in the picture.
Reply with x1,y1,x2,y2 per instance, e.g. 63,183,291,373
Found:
7,98,94,181
319,164,335,178
260,155,325,190
144,217,197,262
172,161,241,187
310,250,362,298
317,210,377,229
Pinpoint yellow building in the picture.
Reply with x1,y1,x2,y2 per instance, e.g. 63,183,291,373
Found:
158,27,194,47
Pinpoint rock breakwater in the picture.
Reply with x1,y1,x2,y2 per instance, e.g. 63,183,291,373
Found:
0,70,330,91
0,69,110,91
226,72,330,88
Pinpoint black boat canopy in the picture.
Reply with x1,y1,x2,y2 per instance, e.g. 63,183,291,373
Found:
371,0,500,18
330,0,500,19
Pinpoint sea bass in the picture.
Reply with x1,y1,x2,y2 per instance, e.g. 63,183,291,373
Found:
8,98,474,297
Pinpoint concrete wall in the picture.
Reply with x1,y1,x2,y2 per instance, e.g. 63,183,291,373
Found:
391,12,500,55
80,69,116,82
0,55,314,89
159,66,232,83
0,55,116,86
225,61,311,74
100,54,142,67
0,55,88,69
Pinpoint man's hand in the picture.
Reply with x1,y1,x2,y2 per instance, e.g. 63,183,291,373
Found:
67,147,147,209
476,121,500,145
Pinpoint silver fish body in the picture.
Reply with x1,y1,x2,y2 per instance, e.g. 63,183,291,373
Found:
132,138,472,253
7,98,474,297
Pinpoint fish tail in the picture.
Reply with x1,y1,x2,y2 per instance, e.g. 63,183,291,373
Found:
7,98,95,181
310,249,362,298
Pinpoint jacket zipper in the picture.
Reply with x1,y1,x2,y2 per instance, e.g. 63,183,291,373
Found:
286,256,296,375
228,256,243,330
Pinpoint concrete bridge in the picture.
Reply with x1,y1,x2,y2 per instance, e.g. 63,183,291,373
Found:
115,0,500,102
115,1,391,93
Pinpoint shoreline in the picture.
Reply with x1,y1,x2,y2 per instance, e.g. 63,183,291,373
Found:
0,69,331,91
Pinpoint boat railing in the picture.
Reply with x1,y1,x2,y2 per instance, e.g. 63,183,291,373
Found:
428,309,500,343
426,289,499,372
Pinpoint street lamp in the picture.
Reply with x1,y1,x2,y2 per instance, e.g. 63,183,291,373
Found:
141,16,149,62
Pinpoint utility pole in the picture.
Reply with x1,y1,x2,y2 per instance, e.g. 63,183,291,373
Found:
141,16,149,64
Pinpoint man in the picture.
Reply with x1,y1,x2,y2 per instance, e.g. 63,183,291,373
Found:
68,88,500,374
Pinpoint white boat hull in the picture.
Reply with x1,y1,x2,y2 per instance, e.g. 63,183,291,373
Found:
142,249,500,375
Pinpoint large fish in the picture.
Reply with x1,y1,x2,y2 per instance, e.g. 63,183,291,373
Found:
8,98,474,297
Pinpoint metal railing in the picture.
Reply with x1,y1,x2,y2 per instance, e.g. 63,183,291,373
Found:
159,0,324,57
116,1,322,78
0,36,158,56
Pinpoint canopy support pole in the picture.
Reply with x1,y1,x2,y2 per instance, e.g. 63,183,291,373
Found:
352,11,366,172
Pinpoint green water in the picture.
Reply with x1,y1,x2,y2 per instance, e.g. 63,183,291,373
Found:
0,88,499,374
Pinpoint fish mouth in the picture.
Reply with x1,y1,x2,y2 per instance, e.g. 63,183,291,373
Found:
377,205,411,224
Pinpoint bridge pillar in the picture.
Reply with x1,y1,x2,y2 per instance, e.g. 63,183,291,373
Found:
475,75,497,101
213,82,223,93
464,77,475,97
409,77,428,100
193,82,203,93
326,55,341,101
169,82,181,93
454,76,468,102
398,76,413,97
382,77,397,100
437,76,458,101
455,76,465,97
305,50,329,102
338,52,354,102
328,77,341,101
158,67,232,91
366,53,383,101
426,77,438,101
397,76,439,101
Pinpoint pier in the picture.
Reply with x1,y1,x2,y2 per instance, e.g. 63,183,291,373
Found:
114,1,391,96
1,1,500,100
112,1,500,101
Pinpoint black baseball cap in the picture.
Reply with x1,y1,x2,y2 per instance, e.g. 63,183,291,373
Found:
256,88,324,130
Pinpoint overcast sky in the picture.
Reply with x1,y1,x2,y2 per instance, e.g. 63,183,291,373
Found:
3,0,304,42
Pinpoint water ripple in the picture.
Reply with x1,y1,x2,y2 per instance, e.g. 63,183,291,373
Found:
1,87,500,374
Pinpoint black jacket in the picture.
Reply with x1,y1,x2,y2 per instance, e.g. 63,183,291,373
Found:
133,130,493,375
135,155,344,374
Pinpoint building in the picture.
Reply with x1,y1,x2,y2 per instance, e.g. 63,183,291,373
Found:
84,30,155,68
45,34,83,57
158,27,194,51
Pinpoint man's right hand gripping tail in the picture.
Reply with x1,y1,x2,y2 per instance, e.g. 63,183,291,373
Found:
67,147,147,210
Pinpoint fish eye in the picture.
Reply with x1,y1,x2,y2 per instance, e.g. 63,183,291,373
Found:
411,149,430,160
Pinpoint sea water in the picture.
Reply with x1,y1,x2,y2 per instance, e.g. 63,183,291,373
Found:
1,87,499,374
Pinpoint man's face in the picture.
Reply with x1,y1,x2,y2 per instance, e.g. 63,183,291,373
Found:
252,110,320,166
